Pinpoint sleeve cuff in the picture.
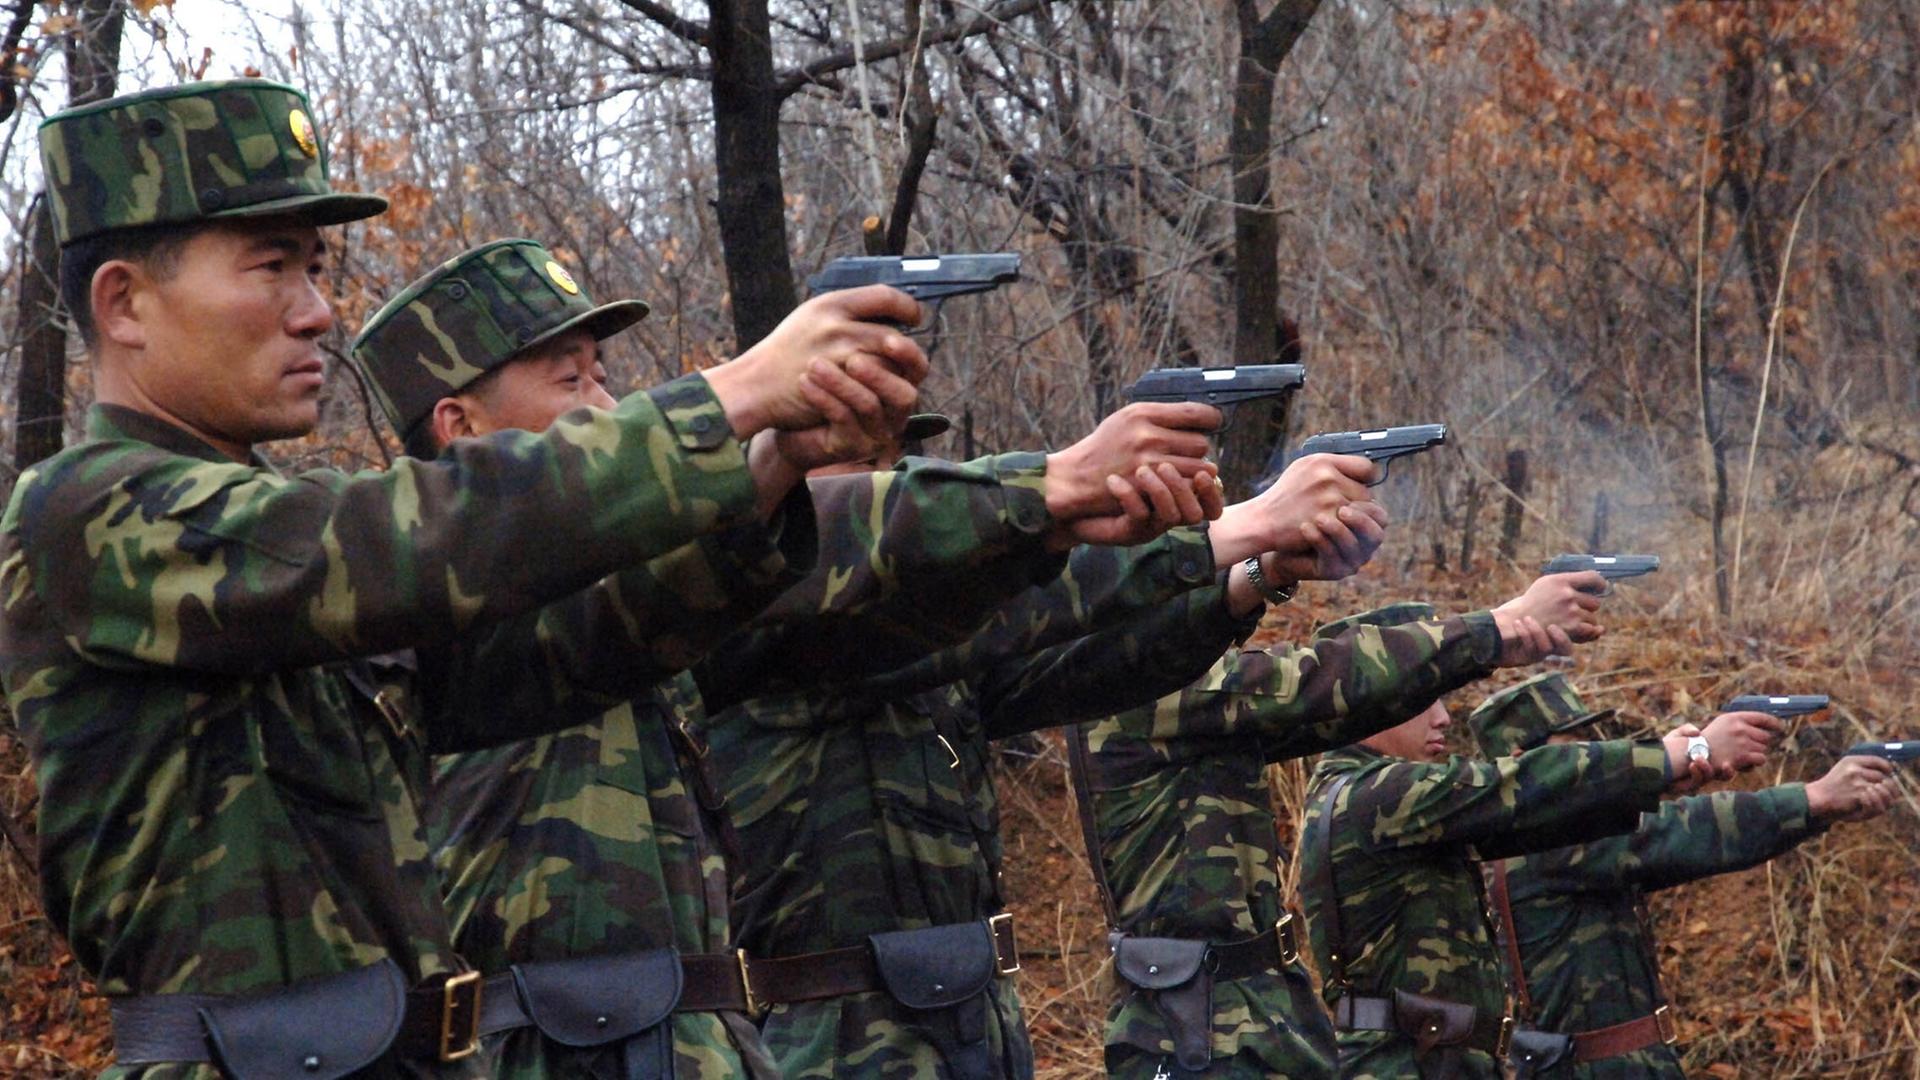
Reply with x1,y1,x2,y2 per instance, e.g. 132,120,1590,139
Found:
649,371,743,451
1761,782,1822,836
980,451,1054,536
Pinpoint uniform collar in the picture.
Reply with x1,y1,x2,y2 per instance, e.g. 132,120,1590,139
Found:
86,404,275,470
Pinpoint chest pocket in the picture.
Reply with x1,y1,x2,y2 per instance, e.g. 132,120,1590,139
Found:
256,668,384,821
592,701,703,840
868,694,989,838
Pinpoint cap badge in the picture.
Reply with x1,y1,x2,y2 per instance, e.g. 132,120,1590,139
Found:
545,260,580,295
289,108,319,158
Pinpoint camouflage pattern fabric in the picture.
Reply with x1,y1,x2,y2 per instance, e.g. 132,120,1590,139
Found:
704,544,1251,1079
351,238,650,438
1299,741,1674,1080
0,373,761,1079
1473,686,1822,1079
429,454,1070,1079
1467,672,1616,756
1076,611,1504,1078
39,78,386,245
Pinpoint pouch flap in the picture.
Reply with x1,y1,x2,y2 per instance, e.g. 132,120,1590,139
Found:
1109,934,1209,991
512,948,683,1047
1509,1029,1573,1075
868,922,996,1010
1391,988,1475,1054
198,959,405,1080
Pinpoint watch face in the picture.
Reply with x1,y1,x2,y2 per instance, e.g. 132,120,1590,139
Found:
1687,738,1711,761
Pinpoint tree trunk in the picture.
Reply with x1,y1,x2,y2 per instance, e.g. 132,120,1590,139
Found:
1498,449,1528,561
1217,0,1320,498
13,196,65,471
707,0,796,348
10,0,126,472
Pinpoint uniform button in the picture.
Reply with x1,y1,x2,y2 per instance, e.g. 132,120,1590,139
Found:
595,1015,610,1028
302,1055,322,1072
1178,559,1199,578
142,117,165,137
446,281,468,300
515,325,535,343
201,188,226,208
1147,965,1159,975
690,414,714,434
932,983,945,993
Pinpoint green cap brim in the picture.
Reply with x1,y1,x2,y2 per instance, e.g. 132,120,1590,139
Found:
1545,708,1616,739
528,298,651,355
209,190,390,229
903,413,952,441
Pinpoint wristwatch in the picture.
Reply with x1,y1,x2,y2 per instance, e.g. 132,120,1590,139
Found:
1685,735,1711,764
1242,556,1296,605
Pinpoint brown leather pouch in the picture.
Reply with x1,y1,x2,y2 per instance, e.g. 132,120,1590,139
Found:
1110,933,1213,1071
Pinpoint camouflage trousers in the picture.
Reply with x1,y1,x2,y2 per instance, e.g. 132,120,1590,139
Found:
1104,969,1336,1079
757,983,1033,1078
1334,1031,1502,1079
482,1011,780,1080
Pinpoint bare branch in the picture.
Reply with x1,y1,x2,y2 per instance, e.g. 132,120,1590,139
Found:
775,0,1065,99
614,0,708,47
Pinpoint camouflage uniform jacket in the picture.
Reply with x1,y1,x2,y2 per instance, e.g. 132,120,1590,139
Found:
1299,742,1674,1080
1496,784,1820,1079
1075,612,1503,1078
705,537,1250,1079
427,454,1065,1080
0,375,767,1079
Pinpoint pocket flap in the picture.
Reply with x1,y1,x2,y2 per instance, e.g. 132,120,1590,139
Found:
1109,933,1209,991
1391,988,1476,1053
198,959,405,1080
868,922,996,1010
512,948,683,1047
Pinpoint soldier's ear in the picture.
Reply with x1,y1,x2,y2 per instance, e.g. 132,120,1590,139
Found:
430,395,481,446
91,259,147,351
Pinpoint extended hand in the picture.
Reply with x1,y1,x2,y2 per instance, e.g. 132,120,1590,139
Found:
1493,573,1606,646
705,285,929,442
1806,755,1898,823
1209,453,1380,567
1042,402,1221,523
1698,710,1786,776
1048,462,1226,549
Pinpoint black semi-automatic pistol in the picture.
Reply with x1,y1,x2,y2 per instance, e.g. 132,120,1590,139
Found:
1724,695,1831,718
807,253,1021,332
1292,423,1447,485
1845,741,1920,763
1543,554,1660,594
1123,364,1306,409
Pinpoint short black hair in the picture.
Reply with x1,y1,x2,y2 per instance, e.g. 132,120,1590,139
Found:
58,221,198,349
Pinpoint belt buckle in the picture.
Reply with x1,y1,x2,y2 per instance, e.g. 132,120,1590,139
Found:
735,949,765,1019
1495,1015,1515,1060
438,970,483,1062
1654,1004,1677,1045
373,689,410,740
1275,913,1300,966
987,912,1021,975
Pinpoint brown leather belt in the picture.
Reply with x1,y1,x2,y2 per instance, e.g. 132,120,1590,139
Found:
115,950,760,1066
1336,993,1515,1059
1208,914,1300,979
739,912,1020,1013
1571,1005,1678,1061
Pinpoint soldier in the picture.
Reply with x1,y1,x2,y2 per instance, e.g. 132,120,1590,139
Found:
0,79,933,1078
1469,675,1898,1078
1067,579,1615,1079
350,237,1232,1079
698,454,1395,1080
1298,605,1788,1080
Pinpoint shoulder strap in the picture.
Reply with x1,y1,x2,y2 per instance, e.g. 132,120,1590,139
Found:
1304,771,1359,993
1483,859,1534,1019
1065,723,1121,927
1629,889,1672,1009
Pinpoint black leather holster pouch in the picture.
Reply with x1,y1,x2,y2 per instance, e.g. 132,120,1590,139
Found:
1109,933,1213,1072
1507,1028,1572,1079
198,959,407,1080
870,923,999,1080
1391,988,1477,1080
512,947,684,1080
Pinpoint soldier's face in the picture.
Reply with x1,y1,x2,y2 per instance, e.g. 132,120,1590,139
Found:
112,220,333,458
1368,700,1453,762
452,329,615,438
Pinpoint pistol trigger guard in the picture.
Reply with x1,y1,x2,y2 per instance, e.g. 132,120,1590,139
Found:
1368,456,1391,487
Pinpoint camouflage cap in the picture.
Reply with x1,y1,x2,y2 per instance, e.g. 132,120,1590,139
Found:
351,238,650,438
1312,602,1436,641
1468,672,1616,757
39,79,387,247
